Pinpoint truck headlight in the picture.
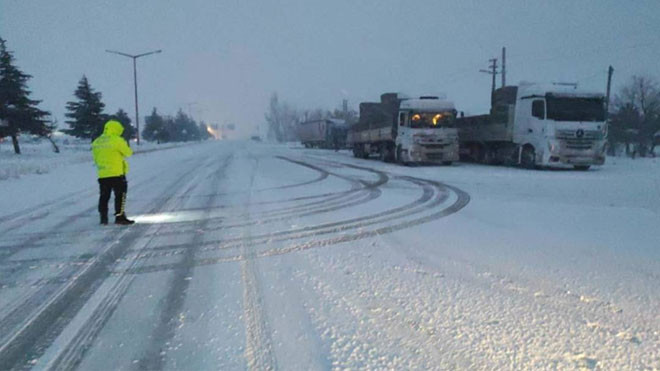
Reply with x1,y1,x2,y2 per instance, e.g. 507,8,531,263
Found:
547,140,559,153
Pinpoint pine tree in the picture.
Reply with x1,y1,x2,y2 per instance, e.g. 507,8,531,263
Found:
173,109,200,142
64,75,106,140
109,108,135,143
0,37,51,154
143,107,169,143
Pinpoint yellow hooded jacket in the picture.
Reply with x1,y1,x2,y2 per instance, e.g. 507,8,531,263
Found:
92,120,133,179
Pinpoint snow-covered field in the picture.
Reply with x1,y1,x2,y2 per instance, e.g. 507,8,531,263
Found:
0,141,659,370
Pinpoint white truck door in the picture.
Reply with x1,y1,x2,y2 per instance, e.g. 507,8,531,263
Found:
514,98,545,146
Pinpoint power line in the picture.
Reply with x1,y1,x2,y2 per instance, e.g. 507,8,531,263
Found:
479,58,499,104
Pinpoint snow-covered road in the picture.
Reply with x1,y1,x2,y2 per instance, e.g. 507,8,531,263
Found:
0,141,659,370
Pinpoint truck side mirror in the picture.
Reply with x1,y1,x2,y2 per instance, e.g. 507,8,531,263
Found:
399,112,406,126
532,100,545,119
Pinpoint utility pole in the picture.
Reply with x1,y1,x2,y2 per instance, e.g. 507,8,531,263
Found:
605,65,614,119
480,58,499,105
501,47,506,88
106,49,162,145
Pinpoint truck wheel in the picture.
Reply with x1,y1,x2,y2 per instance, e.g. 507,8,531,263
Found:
442,161,453,166
574,165,591,171
520,145,536,169
361,144,370,159
484,146,499,165
379,143,395,163
472,144,485,163
352,147,360,158
385,144,394,163
396,145,406,165
378,144,387,162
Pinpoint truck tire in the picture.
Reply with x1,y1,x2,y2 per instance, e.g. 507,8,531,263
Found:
352,146,360,158
379,143,395,163
520,145,536,169
472,144,485,163
484,146,500,165
574,165,591,171
384,145,391,162
378,144,387,162
442,161,453,166
396,145,406,166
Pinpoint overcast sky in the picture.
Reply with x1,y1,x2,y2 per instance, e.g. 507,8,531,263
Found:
2,0,659,138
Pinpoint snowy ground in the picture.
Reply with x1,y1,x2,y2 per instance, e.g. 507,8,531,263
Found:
0,141,659,370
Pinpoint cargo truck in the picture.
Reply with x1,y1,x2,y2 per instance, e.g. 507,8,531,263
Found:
457,83,607,170
298,118,347,149
348,93,459,165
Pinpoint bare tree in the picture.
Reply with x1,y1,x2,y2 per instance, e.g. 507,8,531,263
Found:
611,75,660,157
330,106,358,126
265,92,300,142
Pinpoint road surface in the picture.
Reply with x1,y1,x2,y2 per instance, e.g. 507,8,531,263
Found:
0,141,658,370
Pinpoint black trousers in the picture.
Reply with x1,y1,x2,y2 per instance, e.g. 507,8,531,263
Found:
98,176,128,216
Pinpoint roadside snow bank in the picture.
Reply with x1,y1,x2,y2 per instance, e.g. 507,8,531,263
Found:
0,140,199,181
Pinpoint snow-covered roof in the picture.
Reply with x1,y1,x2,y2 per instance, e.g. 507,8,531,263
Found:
300,118,347,127
400,98,455,112
517,82,604,99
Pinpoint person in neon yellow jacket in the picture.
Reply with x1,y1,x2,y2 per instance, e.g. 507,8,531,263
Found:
92,120,135,225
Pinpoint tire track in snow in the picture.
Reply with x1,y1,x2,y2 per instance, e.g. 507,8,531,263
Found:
110,161,467,275
45,157,228,371
2,158,466,279
0,154,217,370
0,156,372,265
0,156,199,243
134,154,232,371
0,155,331,244
0,144,201,232
241,156,278,371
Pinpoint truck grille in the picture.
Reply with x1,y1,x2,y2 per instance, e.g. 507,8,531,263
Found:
556,130,601,150
423,143,447,149
426,153,444,160
564,139,593,150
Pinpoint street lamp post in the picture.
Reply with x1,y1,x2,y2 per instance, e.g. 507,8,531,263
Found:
106,49,162,145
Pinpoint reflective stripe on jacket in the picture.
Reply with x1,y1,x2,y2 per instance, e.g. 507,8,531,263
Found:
92,120,133,179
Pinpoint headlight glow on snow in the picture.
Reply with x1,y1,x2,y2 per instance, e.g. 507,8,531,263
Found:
133,213,179,224
133,210,211,224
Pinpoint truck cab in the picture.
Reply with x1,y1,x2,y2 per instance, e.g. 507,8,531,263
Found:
458,83,607,170
395,97,459,164
512,83,607,169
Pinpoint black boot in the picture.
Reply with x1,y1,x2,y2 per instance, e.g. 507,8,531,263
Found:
115,213,135,225
100,214,108,225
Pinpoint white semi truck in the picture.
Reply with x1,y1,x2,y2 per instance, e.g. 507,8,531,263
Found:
457,83,607,170
348,93,459,165
298,118,347,149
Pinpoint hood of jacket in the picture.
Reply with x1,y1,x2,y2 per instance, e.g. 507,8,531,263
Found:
103,120,124,137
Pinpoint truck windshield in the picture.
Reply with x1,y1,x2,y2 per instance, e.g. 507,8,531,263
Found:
410,112,454,128
546,97,605,122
